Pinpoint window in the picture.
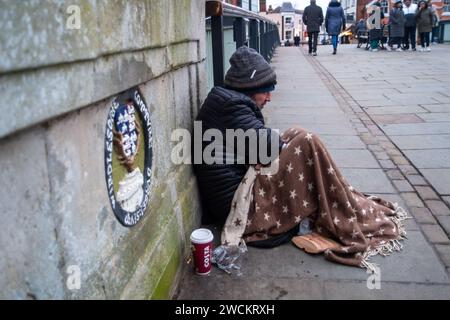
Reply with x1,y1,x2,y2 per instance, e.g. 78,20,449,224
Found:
285,17,292,24
378,0,388,15
444,0,450,12
286,31,292,39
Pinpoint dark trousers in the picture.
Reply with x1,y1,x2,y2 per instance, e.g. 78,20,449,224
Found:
432,27,439,43
308,32,319,53
403,26,416,49
420,32,430,47
389,36,402,48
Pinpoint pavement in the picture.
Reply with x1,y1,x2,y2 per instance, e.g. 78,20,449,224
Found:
175,44,450,299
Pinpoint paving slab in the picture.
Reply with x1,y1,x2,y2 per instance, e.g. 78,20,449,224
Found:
364,106,429,115
340,168,396,194
403,149,450,169
380,123,450,135
390,135,450,149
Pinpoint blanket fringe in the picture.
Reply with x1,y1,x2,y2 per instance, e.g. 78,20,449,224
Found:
360,203,409,272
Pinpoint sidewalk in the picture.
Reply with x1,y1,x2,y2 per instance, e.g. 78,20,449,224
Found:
175,45,450,299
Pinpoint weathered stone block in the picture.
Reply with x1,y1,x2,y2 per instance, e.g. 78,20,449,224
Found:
0,128,65,299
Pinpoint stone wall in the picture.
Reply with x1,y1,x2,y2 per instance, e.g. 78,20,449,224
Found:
0,0,206,299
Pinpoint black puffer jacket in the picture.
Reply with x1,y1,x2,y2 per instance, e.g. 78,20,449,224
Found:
193,86,282,226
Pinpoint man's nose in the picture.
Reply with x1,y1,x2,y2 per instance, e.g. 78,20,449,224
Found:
266,92,272,101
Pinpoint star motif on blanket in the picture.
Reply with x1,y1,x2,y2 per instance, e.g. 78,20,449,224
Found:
264,212,270,221
366,233,374,238
306,133,313,141
342,247,349,253
327,166,335,175
351,207,357,215
316,226,323,233
234,218,242,227
361,209,367,216
321,211,327,218
232,201,237,210
308,183,314,191
298,173,305,182
294,215,301,223
276,220,282,229
351,229,360,239
279,180,285,187
332,202,338,209
272,195,278,204
307,158,314,167
282,205,288,214
303,200,309,208
378,228,385,235
294,146,302,156
246,219,252,227
259,188,266,197
349,185,354,192
266,173,273,181
346,201,352,208
242,177,248,184
290,189,297,199
255,204,260,212
330,184,337,192
348,216,357,224
333,216,340,225
286,162,293,173
369,207,374,214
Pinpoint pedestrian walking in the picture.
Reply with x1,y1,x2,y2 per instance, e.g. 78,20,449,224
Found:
416,0,433,51
325,0,346,55
194,46,408,272
403,0,418,51
303,0,324,56
388,0,406,51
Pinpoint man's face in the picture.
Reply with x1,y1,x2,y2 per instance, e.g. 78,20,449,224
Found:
251,92,272,109
405,0,411,6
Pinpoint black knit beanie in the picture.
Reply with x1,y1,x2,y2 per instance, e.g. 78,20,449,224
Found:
224,46,277,92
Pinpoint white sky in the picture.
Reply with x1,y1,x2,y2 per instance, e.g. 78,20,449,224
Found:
265,0,330,12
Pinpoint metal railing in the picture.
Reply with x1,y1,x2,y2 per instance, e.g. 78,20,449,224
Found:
205,0,280,87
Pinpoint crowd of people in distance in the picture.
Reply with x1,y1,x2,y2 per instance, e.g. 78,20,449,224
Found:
302,0,441,55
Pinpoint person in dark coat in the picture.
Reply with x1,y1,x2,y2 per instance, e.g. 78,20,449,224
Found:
303,0,324,56
194,46,282,227
388,0,405,51
402,0,418,51
325,0,346,54
197,47,409,269
416,0,433,51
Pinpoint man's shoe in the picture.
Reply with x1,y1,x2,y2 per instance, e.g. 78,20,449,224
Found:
292,232,340,254
426,47,431,52
332,48,336,55
412,48,417,52
312,52,317,56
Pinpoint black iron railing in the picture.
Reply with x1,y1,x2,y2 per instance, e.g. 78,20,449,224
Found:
206,0,280,86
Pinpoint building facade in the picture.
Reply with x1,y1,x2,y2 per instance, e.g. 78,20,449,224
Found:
224,0,260,12
260,2,304,42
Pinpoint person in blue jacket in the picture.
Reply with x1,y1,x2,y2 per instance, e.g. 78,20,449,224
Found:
325,0,346,55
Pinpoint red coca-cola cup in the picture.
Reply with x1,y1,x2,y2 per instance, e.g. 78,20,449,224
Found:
190,228,214,275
